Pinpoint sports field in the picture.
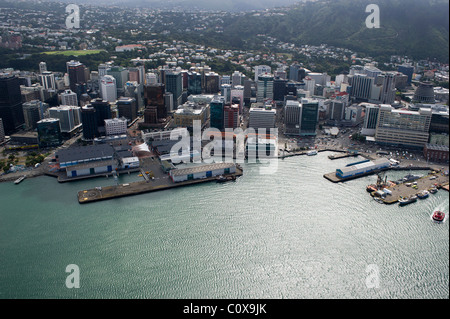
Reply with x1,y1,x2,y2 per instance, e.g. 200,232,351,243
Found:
42,50,103,56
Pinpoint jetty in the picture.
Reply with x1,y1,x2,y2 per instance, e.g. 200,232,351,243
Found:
78,166,243,204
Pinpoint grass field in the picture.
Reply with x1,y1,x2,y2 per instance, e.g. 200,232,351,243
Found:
42,50,104,56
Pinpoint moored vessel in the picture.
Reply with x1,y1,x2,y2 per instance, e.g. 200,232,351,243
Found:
417,190,429,199
398,195,417,206
14,176,26,184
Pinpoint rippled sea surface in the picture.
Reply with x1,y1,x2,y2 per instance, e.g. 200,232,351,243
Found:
0,152,448,299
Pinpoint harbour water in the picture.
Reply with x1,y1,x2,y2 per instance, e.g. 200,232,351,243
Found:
0,151,448,299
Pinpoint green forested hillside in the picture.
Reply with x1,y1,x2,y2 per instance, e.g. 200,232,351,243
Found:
216,0,449,62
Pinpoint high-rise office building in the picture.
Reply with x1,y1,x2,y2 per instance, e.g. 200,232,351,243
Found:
187,72,202,95
128,67,142,84
107,66,129,96
299,99,319,136
165,71,183,109
37,118,62,148
39,62,47,74
164,93,174,114
48,105,81,133
0,118,5,142
80,105,98,140
60,89,78,106
220,75,231,86
378,72,397,104
273,78,288,102
22,100,42,130
39,71,56,90
397,64,414,84
243,79,253,106
224,104,239,129
363,65,382,79
274,68,287,80
221,84,232,104
249,107,276,130
124,81,143,109
90,98,111,129
375,104,432,147
117,97,137,122
254,65,271,82
329,100,345,122
100,75,117,103
144,106,158,125
146,73,158,85
348,74,375,101
210,97,225,131
67,60,87,92
230,86,244,113
144,83,166,118
256,74,274,102
205,72,220,94
289,64,301,82
231,71,244,87
98,63,111,80
303,77,316,97
284,100,302,135
0,73,24,134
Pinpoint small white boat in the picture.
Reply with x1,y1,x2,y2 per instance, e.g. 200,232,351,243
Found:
14,176,26,184
306,150,318,156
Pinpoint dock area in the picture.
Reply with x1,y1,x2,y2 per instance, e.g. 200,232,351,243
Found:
78,167,243,204
327,152,359,160
374,172,449,204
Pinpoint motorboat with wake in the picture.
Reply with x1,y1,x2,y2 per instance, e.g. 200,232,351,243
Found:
432,211,445,222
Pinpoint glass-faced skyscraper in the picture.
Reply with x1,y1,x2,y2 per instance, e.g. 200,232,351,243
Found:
0,73,24,134
210,97,225,131
37,118,62,148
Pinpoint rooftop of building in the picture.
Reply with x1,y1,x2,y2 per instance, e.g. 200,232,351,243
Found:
56,144,115,164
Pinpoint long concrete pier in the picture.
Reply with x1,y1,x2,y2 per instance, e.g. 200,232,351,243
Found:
77,167,243,204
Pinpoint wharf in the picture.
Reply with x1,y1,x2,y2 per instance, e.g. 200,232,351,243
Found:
375,172,449,204
328,152,359,160
278,148,348,159
324,165,441,183
77,167,243,204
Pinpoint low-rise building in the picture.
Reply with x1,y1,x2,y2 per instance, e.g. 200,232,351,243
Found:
105,117,127,136
169,163,236,182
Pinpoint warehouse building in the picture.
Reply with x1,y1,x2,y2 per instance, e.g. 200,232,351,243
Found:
65,159,117,178
56,144,115,169
169,163,236,182
336,158,390,178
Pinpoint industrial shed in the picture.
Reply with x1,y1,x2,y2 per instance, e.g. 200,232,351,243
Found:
336,158,390,178
169,163,236,182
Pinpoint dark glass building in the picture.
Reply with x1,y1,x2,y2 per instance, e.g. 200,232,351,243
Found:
210,98,225,131
273,78,288,102
37,118,62,148
0,74,24,134
80,106,98,140
187,72,202,95
300,101,319,136
90,98,111,128
165,72,182,109
117,97,137,122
